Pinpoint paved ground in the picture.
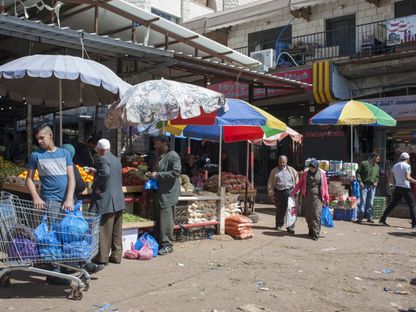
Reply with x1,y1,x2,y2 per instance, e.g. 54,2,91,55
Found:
1,204,416,312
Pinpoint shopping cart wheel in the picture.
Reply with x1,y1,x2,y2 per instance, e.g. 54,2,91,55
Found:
0,273,11,287
69,287,83,300
81,278,90,292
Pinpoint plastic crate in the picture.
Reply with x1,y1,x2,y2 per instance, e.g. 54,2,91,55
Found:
333,208,357,221
373,196,387,219
174,225,216,242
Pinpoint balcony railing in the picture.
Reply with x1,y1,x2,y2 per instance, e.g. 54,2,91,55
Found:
234,18,408,66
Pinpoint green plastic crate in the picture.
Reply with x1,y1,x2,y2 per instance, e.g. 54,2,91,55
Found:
372,196,387,218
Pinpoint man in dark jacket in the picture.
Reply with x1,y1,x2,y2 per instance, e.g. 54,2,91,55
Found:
87,138,125,272
149,135,181,255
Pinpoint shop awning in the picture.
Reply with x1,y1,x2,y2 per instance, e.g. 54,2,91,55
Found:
183,0,289,33
290,0,337,10
0,14,311,89
2,0,262,68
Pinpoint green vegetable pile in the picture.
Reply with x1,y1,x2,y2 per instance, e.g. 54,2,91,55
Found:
123,213,149,223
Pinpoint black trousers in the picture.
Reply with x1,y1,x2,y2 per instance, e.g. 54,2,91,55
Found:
274,188,294,230
381,186,416,226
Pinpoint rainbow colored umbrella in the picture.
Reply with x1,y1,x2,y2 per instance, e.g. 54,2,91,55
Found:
310,100,396,166
310,100,396,126
161,98,287,142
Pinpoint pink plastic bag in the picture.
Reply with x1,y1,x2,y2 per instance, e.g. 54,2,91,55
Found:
138,243,153,260
123,243,139,260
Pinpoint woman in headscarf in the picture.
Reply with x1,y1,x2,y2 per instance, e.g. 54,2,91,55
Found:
62,143,87,201
292,159,329,241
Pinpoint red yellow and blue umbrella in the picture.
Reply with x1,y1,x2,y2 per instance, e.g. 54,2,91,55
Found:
310,99,396,167
161,98,287,143
310,100,396,126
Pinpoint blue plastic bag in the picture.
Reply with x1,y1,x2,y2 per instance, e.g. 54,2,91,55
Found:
321,205,334,228
34,215,63,260
34,215,60,247
63,240,91,261
134,233,158,257
144,179,159,190
56,201,88,243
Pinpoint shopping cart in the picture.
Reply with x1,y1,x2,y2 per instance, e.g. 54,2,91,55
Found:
0,192,100,300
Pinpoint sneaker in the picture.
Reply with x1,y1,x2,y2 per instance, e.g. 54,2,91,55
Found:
367,219,375,224
378,220,390,227
46,276,71,286
311,235,319,241
287,228,295,235
158,246,173,256
275,225,283,230
356,219,363,224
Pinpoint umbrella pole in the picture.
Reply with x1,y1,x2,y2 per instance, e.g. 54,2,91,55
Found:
59,79,63,146
218,126,223,195
187,137,191,155
244,141,249,214
350,125,353,177
250,142,254,188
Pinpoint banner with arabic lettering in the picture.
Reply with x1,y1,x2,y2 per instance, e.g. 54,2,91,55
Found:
365,95,416,121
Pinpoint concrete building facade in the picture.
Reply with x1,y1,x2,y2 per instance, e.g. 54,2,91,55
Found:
182,0,416,191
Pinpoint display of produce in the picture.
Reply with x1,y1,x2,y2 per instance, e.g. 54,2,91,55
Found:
122,167,146,186
0,156,26,184
122,154,147,168
76,165,94,183
122,213,149,223
225,214,253,239
186,200,217,224
224,194,241,217
205,172,253,193
17,170,39,181
180,174,194,193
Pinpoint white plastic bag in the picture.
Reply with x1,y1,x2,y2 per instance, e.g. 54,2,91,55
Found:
285,196,297,228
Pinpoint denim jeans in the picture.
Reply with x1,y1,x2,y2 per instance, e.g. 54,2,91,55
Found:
359,185,376,221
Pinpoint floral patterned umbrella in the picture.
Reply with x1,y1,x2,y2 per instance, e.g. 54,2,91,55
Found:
104,79,226,129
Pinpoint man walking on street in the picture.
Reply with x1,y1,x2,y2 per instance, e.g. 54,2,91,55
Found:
267,155,299,233
379,152,416,228
149,135,181,255
26,124,75,285
356,152,380,223
87,139,125,273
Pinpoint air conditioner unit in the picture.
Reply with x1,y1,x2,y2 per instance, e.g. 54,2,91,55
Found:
250,49,276,72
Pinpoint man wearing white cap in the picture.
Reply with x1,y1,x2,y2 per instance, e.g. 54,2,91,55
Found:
86,138,125,273
379,152,416,228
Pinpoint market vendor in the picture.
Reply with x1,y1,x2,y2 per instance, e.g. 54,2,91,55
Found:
73,136,98,167
221,150,239,174
149,134,181,256
182,154,198,177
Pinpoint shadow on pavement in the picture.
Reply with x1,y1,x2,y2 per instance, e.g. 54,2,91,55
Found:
253,207,275,216
0,272,70,299
252,225,277,230
261,231,312,240
387,231,416,239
